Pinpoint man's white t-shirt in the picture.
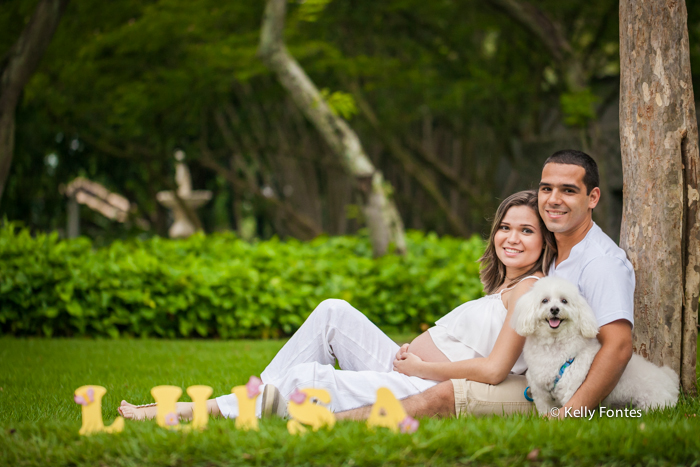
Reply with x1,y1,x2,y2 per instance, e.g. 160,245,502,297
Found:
549,222,635,327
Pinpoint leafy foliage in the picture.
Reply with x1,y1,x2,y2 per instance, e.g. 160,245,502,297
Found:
0,224,485,338
4,0,699,242
560,88,599,128
319,88,358,119
0,0,629,240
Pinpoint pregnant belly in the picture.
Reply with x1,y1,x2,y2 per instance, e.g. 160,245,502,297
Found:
407,330,450,363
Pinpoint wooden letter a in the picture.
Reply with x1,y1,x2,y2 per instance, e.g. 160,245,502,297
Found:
367,387,407,432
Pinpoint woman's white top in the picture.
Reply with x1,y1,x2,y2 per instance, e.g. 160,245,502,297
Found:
427,276,540,375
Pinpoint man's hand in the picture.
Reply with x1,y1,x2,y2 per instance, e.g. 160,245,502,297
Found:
560,319,633,417
396,343,410,361
393,352,424,377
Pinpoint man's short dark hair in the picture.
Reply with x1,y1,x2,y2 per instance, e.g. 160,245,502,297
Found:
543,149,599,194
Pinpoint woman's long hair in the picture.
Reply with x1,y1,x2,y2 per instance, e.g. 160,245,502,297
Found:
479,190,557,294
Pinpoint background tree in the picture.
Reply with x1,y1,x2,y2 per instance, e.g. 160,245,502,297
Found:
484,0,622,237
259,0,405,257
619,0,698,394
0,0,69,202
1,0,699,252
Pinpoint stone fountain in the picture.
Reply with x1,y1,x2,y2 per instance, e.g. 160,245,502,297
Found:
156,150,212,238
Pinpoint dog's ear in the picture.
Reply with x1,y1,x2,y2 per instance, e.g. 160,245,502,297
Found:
512,289,540,336
575,294,599,338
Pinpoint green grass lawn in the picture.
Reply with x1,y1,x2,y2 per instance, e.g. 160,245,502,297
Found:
1,337,699,466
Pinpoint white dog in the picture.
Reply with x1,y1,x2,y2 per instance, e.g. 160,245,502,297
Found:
513,277,679,415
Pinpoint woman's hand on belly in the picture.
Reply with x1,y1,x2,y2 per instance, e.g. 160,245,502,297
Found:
406,330,450,363
393,352,425,378
395,343,409,361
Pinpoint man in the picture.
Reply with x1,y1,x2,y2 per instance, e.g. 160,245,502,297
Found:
337,149,635,420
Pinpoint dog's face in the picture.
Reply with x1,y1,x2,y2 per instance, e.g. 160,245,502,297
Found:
513,277,599,339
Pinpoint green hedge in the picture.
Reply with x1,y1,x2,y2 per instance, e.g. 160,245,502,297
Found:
0,223,486,338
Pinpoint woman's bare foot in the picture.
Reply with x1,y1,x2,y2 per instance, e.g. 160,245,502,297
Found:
118,400,194,421
118,400,158,420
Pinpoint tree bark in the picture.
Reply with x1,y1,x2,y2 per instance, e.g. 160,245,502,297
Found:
258,0,405,257
0,0,69,202
619,0,698,395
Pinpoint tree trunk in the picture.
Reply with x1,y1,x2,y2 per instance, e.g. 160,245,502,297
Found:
619,0,698,395
258,0,405,257
0,0,69,202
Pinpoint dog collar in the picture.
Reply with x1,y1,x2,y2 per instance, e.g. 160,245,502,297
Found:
523,358,575,403
553,358,575,389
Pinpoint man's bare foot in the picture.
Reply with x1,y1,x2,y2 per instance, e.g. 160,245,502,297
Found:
118,400,158,421
118,400,195,421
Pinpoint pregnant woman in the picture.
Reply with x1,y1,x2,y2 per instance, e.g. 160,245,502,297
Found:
119,190,555,421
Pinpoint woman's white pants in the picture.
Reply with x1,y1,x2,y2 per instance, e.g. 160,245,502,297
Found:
215,299,438,418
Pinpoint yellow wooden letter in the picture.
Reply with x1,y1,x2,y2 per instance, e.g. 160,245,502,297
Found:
286,419,307,435
74,385,124,436
286,388,336,435
151,385,182,429
232,386,259,431
187,385,213,430
367,387,407,432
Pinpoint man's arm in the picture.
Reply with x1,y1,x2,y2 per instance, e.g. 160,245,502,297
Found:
559,319,633,417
